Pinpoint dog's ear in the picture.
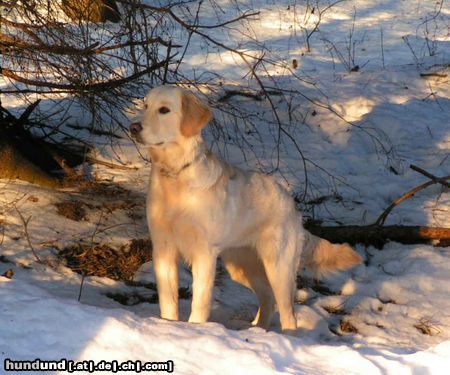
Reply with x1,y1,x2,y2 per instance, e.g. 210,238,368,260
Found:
180,91,212,137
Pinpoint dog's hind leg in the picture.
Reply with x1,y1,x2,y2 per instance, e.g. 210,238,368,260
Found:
250,287,275,329
257,227,298,333
221,248,275,329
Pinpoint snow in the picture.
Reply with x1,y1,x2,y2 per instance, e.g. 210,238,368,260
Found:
2,273,450,375
1,0,450,374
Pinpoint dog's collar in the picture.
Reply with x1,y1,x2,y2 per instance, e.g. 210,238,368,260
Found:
158,149,211,178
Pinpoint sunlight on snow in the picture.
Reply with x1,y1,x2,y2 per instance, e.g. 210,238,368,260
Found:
331,96,376,122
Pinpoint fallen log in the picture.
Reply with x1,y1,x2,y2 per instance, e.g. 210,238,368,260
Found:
310,165,450,248
305,224,450,248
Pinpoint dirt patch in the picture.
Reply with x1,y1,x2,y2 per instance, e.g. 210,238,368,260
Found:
59,238,152,281
55,201,88,221
322,304,346,315
79,181,132,198
2,269,14,279
329,318,359,336
105,285,191,306
340,319,358,334
0,255,12,263
297,275,340,296
55,180,144,221
105,291,158,306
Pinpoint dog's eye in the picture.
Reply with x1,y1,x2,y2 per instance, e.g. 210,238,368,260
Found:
159,106,170,114
144,103,148,109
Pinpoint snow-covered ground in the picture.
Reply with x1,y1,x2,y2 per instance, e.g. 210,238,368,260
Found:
1,0,449,374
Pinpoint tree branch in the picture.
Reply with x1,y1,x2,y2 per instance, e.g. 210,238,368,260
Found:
0,56,175,92
1,33,179,55
410,164,450,188
375,174,450,226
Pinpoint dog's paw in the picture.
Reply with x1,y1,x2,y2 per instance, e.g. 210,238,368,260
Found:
188,312,208,324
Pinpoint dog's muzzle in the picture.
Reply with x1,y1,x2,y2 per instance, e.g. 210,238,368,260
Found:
129,122,143,138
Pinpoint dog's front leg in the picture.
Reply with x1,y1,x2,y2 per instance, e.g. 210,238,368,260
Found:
188,254,217,323
153,244,179,321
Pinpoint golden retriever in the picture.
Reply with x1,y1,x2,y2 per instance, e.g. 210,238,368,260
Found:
130,85,361,333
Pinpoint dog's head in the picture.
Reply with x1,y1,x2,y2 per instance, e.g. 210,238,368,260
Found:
129,86,212,146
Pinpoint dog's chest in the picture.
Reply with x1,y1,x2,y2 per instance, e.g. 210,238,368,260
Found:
149,176,205,220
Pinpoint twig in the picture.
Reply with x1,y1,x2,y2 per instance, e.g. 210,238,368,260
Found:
17,99,41,124
380,27,385,69
162,40,172,84
375,173,450,226
90,211,104,252
0,219,5,247
410,164,450,188
301,0,346,53
218,90,264,102
78,210,105,302
0,34,180,55
85,156,138,171
402,35,421,67
420,72,448,78
117,1,259,29
78,274,85,302
13,205,41,263
0,56,174,92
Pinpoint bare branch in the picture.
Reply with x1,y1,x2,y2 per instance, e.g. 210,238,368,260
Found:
410,164,450,188
1,57,174,92
375,174,450,226
13,205,42,263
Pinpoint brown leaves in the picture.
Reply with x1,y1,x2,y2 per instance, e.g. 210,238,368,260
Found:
59,239,152,282
2,269,14,279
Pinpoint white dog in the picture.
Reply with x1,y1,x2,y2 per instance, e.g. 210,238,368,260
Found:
130,86,361,333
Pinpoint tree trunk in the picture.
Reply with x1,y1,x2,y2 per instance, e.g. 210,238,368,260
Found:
61,0,121,23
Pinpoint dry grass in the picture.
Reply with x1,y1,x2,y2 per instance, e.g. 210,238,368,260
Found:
414,318,441,336
55,201,88,221
78,180,132,198
59,238,152,282
53,180,154,305
55,180,143,222
62,174,135,197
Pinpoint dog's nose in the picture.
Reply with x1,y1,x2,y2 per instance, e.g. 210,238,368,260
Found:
129,122,142,136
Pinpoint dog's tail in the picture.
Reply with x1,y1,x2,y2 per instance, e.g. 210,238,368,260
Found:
301,232,362,278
